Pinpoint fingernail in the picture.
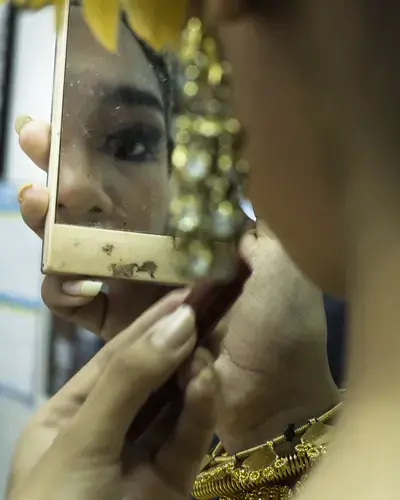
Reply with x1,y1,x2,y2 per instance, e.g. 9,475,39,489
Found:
191,356,208,378
15,115,32,135
196,365,217,393
18,183,33,203
151,305,195,349
191,349,212,379
62,280,103,297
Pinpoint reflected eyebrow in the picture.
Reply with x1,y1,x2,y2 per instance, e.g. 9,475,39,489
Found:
98,84,164,113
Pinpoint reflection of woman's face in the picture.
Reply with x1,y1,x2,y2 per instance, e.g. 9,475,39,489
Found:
57,6,169,234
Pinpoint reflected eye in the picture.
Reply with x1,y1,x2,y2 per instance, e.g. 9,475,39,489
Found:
101,124,163,163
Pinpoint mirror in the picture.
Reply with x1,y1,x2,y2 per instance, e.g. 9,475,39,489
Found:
43,1,250,284
57,3,172,234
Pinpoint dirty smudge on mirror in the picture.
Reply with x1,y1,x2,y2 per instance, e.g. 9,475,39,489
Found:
56,2,174,234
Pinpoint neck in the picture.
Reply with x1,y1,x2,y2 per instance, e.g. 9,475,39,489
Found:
344,162,400,399
301,157,400,500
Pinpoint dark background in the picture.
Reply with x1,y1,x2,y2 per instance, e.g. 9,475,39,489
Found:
0,4,16,179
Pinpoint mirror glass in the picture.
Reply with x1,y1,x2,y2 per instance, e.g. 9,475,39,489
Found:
56,2,254,239
56,2,174,234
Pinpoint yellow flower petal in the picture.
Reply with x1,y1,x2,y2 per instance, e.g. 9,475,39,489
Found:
53,0,66,32
82,0,120,53
26,0,52,8
8,0,26,6
6,0,188,53
122,0,189,51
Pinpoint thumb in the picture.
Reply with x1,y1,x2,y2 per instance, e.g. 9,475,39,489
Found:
59,304,197,461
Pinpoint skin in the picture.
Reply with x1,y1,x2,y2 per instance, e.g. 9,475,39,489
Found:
57,7,169,233
17,119,338,458
203,1,400,499
17,0,400,497
14,0,400,497
7,292,218,500
206,3,344,297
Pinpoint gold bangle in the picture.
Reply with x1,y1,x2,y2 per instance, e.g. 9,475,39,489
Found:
193,443,324,499
193,402,342,500
222,484,293,500
208,402,341,468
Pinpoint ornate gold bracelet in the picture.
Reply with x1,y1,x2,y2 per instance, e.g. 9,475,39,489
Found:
193,403,342,500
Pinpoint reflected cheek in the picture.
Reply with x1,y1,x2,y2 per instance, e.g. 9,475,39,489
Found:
116,167,169,229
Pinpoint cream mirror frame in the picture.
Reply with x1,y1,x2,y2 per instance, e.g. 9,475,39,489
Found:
42,0,234,286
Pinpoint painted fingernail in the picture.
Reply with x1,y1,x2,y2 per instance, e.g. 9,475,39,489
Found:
62,280,103,297
15,115,32,135
151,305,195,349
18,183,33,203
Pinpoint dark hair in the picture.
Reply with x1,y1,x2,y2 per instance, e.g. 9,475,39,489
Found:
123,21,176,159
70,1,176,158
131,35,173,117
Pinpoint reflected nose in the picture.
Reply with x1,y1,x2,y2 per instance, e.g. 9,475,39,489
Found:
57,156,113,218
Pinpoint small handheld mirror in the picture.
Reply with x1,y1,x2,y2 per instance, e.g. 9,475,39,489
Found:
43,1,249,285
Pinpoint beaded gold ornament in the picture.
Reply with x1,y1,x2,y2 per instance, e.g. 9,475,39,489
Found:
193,403,341,500
169,18,249,280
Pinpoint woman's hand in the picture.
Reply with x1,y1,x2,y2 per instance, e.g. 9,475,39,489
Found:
17,118,175,341
7,291,216,500
214,224,339,452
17,117,338,456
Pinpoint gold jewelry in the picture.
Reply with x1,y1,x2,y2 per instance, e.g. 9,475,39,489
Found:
193,403,341,500
169,17,249,280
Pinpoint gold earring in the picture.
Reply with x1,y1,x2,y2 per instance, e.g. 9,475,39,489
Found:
169,17,249,280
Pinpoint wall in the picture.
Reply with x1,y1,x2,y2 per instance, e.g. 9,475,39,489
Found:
5,8,54,183
0,8,55,498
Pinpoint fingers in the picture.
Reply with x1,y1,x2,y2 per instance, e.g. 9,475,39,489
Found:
19,184,49,239
39,290,191,430
60,302,197,460
126,348,215,467
16,117,51,238
177,322,225,390
177,347,214,390
41,276,108,334
154,361,217,495
17,117,50,171
240,230,258,264
41,274,188,339
203,321,226,358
